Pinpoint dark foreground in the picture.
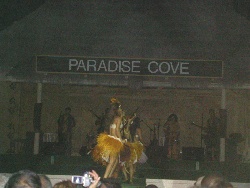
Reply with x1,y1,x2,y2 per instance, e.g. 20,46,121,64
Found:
0,154,250,188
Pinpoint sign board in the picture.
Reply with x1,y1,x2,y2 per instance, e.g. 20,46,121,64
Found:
36,55,223,78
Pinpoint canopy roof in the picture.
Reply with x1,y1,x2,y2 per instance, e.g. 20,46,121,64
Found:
0,0,249,89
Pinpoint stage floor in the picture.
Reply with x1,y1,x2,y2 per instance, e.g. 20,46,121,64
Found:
0,154,250,187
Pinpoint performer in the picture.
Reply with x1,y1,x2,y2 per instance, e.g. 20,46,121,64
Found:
57,107,76,156
130,117,143,143
121,115,145,184
91,98,124,178
108,111,133,181
163,114,180,160
205,109,221,161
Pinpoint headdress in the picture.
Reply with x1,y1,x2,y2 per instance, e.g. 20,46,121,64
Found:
110,97,121,108
110,97,120,104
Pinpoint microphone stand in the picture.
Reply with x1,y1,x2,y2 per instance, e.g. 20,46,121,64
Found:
141,120,154,145
157,119,160,143
201,113,204,148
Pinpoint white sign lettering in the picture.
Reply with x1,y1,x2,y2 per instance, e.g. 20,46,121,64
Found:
37,56,222,78
148,61,189,75
68,59,141,74
69,59,79,70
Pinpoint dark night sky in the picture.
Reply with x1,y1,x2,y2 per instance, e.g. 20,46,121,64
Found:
0,0,249,32
0,0,46,31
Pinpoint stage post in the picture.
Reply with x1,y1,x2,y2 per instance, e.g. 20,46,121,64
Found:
220,138,225,162
33,83,42,155
219,88,226,162
221,88,226,110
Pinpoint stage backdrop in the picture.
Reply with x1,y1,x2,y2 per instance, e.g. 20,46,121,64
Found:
0,81,249,156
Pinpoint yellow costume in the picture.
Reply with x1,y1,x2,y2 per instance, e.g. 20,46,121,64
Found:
92,132,123,165
126,141,144,164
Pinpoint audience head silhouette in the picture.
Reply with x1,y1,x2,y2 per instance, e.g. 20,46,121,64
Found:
5,170,41,188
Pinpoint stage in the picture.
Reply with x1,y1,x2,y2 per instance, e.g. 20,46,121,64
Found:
0,154,250,188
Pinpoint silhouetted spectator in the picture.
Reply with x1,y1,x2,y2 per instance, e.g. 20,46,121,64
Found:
53,180,76,188
145,184,158,188
201,173,231,188
39,174,52,188
4,170,41,188
99,178,122,188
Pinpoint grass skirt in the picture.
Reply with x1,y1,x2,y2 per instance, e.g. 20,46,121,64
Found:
124,141,144,164
92,133,123,165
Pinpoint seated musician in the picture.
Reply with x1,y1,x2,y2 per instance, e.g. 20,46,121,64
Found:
163,114,180,160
